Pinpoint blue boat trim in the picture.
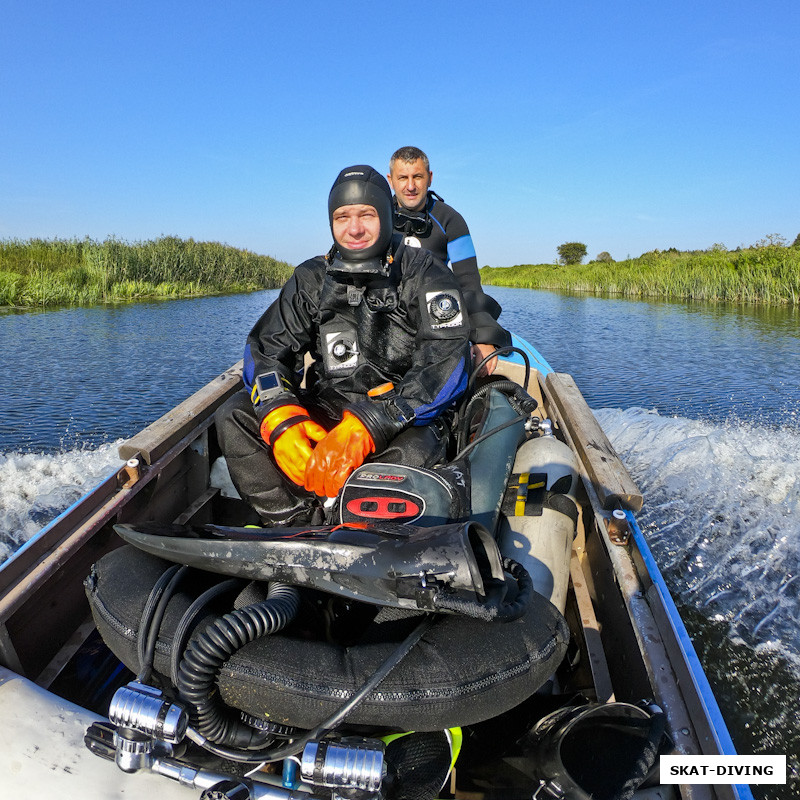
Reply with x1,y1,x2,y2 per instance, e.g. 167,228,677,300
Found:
502,333,554,375
626,510,755,800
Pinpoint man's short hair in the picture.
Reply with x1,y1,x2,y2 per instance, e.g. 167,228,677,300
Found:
389,146,430,173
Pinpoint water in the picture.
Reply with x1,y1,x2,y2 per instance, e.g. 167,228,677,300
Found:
1,288,798,797
0,292,279,453
601,409,800,799
0,444,123,561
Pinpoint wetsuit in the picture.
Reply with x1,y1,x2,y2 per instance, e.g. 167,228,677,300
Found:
216,238,471,524
393,192,511,348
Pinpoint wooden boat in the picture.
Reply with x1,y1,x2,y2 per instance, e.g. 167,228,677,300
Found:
0,335,753,800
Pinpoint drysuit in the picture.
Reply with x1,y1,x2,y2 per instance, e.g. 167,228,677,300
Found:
216,237,471,524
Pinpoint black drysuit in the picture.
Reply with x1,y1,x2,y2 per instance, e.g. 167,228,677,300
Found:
216,239,471,524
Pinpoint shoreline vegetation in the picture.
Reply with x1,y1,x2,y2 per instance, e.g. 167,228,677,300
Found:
0,236,294,309
3,236,800,310
480,241,800,306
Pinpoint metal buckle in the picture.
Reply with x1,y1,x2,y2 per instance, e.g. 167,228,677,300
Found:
532,778,566,799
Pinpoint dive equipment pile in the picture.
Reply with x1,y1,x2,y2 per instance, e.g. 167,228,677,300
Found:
82,351,659,800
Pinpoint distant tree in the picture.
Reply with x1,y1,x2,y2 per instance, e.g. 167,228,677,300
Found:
752,233,787,248
708,243,727,252
792,233,800,248
557,242,587,265
595,251,613,263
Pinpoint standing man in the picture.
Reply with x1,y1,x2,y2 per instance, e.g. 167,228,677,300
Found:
215,165,471,526
387,146,511,374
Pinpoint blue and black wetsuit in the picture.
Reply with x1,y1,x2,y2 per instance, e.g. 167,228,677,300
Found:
393,192,511,348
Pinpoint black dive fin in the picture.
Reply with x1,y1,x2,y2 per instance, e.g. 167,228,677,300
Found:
113,520,529,620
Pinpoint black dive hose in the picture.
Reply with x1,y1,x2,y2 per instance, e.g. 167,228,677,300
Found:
185,613,435,764
136,564,188,683
176,582,300,749
457,343,538,456
169,577,243,686
432,556,534,622
453,413,527,462
468,345,531,395
465,378,536,414
456,379,525,455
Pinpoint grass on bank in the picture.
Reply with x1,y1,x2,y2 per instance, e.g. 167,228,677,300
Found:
480,244,800,305
0,236,295,308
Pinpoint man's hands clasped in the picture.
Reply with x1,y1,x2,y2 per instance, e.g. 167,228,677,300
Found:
261,407,375,497
304,411,375,498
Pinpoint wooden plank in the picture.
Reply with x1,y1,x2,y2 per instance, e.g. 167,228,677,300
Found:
173,487,219,525
545,371,643,512
0,625,24,674
569,550,615,703
119,360,243,464
0,478,148,626
35,616,96,689
0,414,219,674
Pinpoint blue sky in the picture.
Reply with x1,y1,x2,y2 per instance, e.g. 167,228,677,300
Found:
2,1,798,267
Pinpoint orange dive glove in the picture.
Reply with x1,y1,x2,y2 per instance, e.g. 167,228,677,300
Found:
304,411,375,498
260,404,327,486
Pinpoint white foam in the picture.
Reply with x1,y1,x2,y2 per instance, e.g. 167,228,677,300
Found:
595,407,800,667
0,444,124,563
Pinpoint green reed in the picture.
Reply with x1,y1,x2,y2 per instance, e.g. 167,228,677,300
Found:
0,236,295,308
480,246,800,305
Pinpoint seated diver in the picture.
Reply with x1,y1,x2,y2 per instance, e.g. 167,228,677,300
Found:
215,165,472,525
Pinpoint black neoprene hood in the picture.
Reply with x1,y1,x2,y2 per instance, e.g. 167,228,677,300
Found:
328,165,394,262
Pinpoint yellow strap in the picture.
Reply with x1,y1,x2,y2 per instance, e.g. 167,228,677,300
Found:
446,726,463,771
514,472,546,515
379,727,463,771
514,471,529,515
380,731,411,746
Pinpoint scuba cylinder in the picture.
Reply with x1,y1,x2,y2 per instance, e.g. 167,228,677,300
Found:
497,419,579,613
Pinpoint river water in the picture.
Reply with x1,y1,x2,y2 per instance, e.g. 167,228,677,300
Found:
1,287,798,798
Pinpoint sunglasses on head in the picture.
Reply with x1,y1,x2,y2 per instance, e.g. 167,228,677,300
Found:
393,210,432,237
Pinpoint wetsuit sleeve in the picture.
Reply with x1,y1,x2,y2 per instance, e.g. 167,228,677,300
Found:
243,261,322,422
348,253,470,451
431,202,511,349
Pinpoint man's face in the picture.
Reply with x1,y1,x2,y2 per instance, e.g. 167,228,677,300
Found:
387,158,432,212
331,204,381,251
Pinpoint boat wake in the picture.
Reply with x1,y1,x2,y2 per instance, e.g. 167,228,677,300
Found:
596,407,800,671
0,444,124,564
